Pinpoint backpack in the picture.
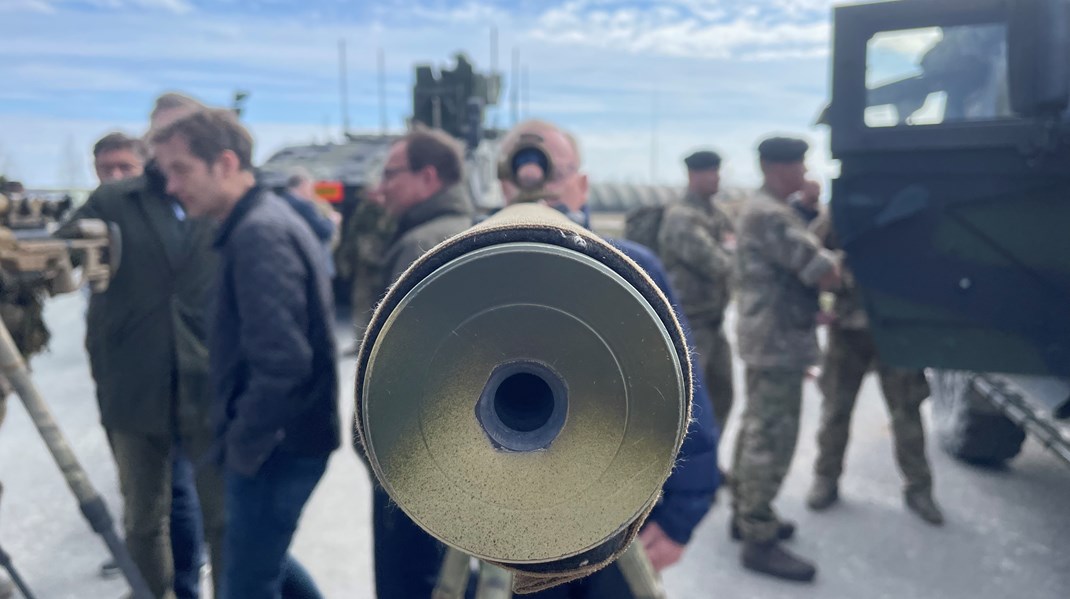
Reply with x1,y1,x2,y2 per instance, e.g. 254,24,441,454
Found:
623,204,666,255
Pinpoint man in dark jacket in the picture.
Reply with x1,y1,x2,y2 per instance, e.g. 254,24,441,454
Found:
362,126,475,598
59,93,224,599
152,108,340,599
495,120,720,597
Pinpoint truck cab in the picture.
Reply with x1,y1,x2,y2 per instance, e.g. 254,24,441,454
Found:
825,0,1070,465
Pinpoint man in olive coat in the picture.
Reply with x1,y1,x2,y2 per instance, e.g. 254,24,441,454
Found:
59,93,224,599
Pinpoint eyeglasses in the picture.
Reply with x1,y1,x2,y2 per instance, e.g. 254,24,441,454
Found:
381,166,412,181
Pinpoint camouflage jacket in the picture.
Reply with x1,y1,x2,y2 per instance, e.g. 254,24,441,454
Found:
656,190,735,325
336,196,396,282
735,188,838,369
811,211,868,329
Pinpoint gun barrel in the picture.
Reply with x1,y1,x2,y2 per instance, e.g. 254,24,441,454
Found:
355,203,691,584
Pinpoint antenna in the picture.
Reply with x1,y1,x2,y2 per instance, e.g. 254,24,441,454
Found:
522,65,529,119
378,47,387,134
491,26,499,129
511,47,520,126
490,26,498,77
650,90,658,184
339,39,351,137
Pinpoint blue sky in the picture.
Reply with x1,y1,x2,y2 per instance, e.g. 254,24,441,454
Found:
0,0,838,190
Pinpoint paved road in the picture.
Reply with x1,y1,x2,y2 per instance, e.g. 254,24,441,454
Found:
1,294,1068,598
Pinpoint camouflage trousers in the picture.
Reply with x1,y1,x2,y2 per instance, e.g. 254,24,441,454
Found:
689,320,734,434
814,326,933,492
731,367,804,543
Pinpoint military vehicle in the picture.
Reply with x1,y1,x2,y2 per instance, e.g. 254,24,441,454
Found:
258,53,505,305
825,0,1070,466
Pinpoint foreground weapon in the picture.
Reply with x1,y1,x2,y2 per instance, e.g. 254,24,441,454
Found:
0,204,151,599
355,197,690,596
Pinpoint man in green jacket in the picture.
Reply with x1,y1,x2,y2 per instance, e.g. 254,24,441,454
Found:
59,93,223,599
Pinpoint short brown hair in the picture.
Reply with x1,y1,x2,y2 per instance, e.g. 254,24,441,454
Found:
403,126,464,186
93,132,147,160
151,108,254,171
151,92,205,120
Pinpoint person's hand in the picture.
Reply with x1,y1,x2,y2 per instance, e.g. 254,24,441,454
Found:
799,179,821,208
639,522,685,572
818,261,842,291
720,231,737,252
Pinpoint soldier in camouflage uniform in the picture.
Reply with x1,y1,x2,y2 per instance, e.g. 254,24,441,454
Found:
731,137,839,582
336,190,397,341
657,150,736,434
806,213,944,525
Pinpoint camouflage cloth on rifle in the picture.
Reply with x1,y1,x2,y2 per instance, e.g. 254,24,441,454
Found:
0,227,50,358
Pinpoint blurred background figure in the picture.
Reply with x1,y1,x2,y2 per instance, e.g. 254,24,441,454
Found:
282,167,339,279
92,132,147,184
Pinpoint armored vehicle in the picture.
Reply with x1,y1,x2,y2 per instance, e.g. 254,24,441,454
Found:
825,0,1070,466
258,53,504,306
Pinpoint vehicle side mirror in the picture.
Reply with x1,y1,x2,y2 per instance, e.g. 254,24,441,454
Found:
1008,0,1070,116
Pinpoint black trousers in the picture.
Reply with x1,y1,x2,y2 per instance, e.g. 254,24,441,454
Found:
372,486,445,598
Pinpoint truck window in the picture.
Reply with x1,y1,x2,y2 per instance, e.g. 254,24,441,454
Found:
865,23,1012,128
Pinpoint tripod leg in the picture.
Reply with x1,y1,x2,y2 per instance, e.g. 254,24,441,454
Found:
0,541,37,599
0,320,153,599
433,547,472,599
617,542,666,599
475,560,512,599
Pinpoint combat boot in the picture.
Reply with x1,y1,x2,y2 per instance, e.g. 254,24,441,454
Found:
741,540,817,582
905,490,944,525
806,476,839,511
730,518,795,541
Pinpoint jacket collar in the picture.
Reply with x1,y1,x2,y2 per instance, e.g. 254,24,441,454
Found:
394,184,473,239
682,189,715,212
214,185,264,249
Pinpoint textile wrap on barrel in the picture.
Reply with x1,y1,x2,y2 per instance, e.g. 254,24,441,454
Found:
353,203,693,593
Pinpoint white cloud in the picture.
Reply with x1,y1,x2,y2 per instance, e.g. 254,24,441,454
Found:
528,1,831,61
405,0,510,24
0,0,57,13
0,113,332,190
80,0,195,12
0,0,195,13
0,0,840,189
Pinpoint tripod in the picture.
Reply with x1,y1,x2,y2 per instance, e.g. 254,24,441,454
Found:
0,318,153,599
432,541,667,599
0,536,34,599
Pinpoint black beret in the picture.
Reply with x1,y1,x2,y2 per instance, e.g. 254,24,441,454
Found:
683,150,721,170
758,136,809,163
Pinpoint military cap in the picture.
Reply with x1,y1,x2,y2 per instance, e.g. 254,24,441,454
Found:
757,136,809,163
684,150,722,171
